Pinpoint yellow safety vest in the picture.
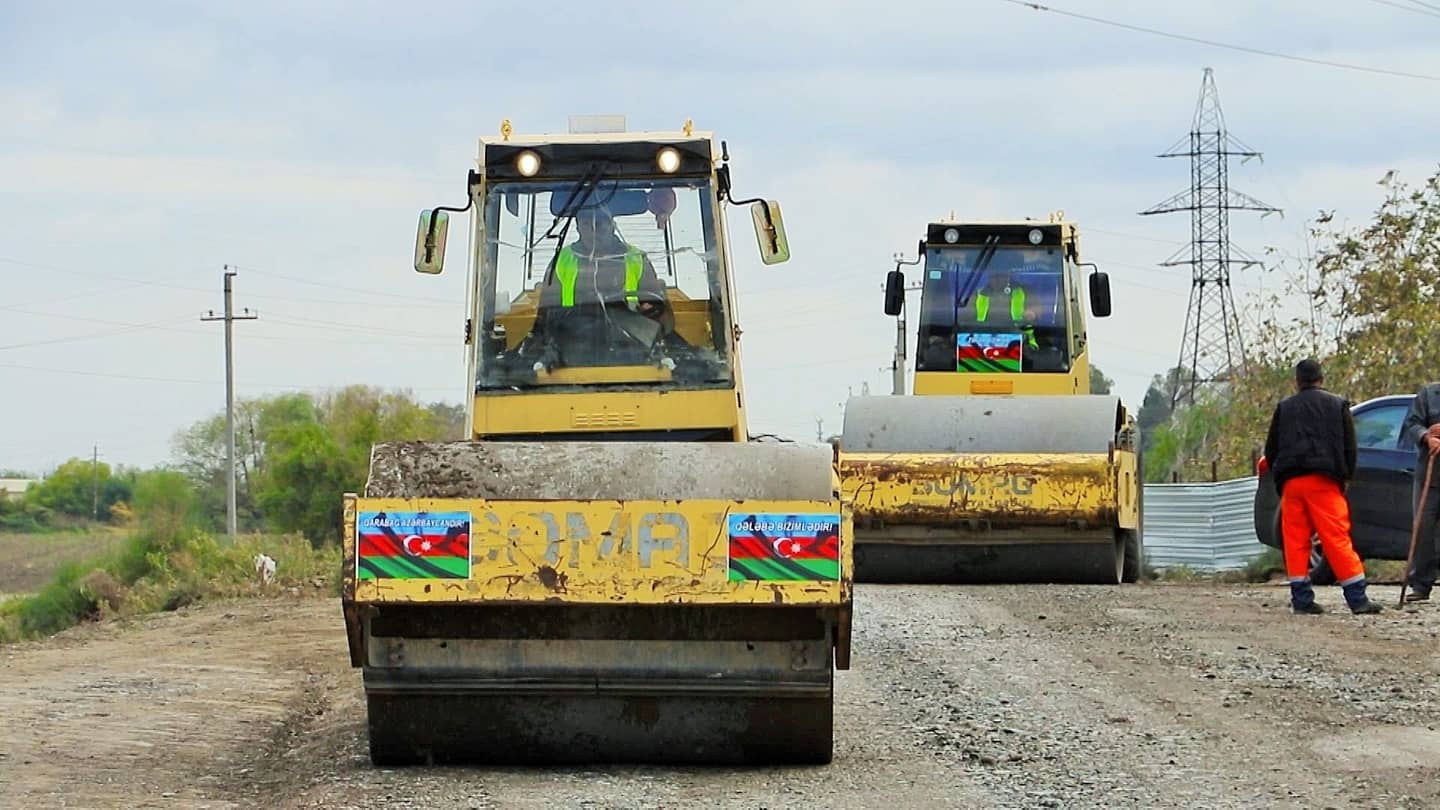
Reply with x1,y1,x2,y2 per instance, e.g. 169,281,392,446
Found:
975,287,1026,322
554,245,645,308
974,287,1038,349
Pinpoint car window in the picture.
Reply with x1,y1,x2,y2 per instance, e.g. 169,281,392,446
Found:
1353,403,1410,450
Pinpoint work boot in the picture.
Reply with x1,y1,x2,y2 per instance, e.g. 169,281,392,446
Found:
1342,578,1384,615
1290,580,1322,614
1403,585,1431,603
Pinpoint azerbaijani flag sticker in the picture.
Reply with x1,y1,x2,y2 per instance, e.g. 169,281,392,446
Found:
357,510,471,580
728,513,841,582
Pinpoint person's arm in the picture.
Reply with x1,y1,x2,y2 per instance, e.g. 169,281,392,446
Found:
1263,403,1281,468
1401,386,1430,449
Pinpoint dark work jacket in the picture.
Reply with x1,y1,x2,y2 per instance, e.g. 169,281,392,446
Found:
1263,385,1357,494
1401,382,1440,489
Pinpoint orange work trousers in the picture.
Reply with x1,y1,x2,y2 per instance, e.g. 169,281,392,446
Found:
1280,473,1366,583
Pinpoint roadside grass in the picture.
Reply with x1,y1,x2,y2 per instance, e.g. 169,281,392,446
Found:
1149,549,1410,585
0,529,340,645
0,528,130,594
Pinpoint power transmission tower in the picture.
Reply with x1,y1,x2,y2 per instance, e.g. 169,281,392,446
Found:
201,266,258,541
1140,67,1280,408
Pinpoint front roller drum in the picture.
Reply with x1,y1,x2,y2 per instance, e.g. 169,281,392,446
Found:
365,683,834,766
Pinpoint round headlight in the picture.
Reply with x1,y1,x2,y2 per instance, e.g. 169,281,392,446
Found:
515,150,541,177
656,147,682,174
1028,228,1043,245
943,227,960,244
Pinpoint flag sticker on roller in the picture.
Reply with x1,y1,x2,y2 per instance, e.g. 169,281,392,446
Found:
727,513,841,582
956,332,1022,373
357,510,471,580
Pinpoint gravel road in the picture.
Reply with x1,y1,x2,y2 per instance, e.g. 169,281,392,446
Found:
2,582,1437,809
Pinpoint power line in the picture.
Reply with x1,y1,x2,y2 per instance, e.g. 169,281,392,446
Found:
1365,0,1440,19
1000,0,1440,81
0,361,219,386
1,305,451,346
0,316,188,351
224,263,455,305
0,361,456,393
0,256,454,311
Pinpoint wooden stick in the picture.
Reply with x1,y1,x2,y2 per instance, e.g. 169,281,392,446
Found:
1399,451,1437,607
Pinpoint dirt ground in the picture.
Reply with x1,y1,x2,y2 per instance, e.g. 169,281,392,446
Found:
2,582,1438,809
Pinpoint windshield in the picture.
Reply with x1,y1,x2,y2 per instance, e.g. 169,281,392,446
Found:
915,245,1070,373
475,176,732,391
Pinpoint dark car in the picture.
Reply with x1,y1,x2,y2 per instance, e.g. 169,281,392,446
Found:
1254,394,1418,583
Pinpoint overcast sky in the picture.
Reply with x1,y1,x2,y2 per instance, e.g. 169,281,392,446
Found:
3,0,1438,474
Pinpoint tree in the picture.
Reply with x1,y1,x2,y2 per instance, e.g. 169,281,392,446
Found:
1308,167,1440,400
24,458,131,521
1152,165,1440,482
1089,366,1114,395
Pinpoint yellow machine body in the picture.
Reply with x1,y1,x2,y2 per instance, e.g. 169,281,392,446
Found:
341,120,851,766
838,217,1142,583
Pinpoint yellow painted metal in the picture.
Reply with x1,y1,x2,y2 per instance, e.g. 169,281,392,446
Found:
343,495,853,607
913,353,1093,396
1113,445,1140,530
840,451,1117,528
472,387,742,438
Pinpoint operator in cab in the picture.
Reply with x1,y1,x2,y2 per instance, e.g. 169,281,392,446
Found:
539,205,670,325
511,202,686,374
960,261,1054,355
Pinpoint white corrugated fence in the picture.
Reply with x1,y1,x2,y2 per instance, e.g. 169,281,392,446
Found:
1142,476,1270,571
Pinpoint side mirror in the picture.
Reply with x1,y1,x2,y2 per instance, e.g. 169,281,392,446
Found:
1088,270,1112,318
750,201,791,265
884,270,905,316
414,210,449,275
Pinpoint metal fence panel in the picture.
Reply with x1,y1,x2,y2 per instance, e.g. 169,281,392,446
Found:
1142,476,1269,571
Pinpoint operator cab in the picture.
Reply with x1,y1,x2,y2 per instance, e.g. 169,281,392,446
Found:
886,220,1112,379
409,122,790,396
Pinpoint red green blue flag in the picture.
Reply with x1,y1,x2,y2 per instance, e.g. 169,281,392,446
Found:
728,513,841,582
358,510,471,580
957,332,1022,372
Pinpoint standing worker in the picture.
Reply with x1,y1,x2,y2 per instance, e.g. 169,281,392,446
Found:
1399,380,1440,602
1262,359,1383,615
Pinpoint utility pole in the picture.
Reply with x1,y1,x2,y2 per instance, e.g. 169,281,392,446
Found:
888,253,923,395
201,266,258,541
815,416,824,443
91,444,99,522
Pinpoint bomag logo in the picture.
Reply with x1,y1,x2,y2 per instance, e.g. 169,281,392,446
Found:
473,509,692,570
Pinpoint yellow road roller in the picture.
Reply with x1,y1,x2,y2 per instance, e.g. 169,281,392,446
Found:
340,118,853,765
838,216,1141,584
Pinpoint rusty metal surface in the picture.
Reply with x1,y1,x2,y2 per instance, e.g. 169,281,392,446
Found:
348,495,851,607
841,394,1121,454
363,690,832,765
365,440,836,501
853,539,1123,584
840,451,1114,529
359,603,835,765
